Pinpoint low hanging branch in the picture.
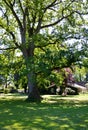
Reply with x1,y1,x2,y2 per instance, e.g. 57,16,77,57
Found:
0,47,17,50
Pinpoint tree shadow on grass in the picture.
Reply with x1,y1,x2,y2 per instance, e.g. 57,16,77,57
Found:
0,94,88,130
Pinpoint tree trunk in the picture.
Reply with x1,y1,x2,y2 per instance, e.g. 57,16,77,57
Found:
26,72,41,102
22,46,42,102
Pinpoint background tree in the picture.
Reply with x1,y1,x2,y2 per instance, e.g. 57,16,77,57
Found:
0,50,14,88
0,0,88,101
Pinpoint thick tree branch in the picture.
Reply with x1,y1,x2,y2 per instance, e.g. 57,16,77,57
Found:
44,0,58,13
41,17,64,29
0,23,20,48
23,7,27,30
35,0,61,33
0,47,17,50
32,13,37,30
41,0,86,29
18,0,24,14
10,8,23,30
75,10,88,16
9,31,20,48
41,10,76,29
3,0,23,30
11,0,15,6
35,17,43,34
35,0,60,33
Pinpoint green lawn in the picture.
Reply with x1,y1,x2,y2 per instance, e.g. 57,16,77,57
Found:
0,93,88,130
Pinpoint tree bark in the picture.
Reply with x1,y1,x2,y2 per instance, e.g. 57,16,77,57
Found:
22,45,41,102
27,72,41,102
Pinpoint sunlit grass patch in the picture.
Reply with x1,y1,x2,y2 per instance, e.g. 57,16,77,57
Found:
0,93,88,130
42,93,88,104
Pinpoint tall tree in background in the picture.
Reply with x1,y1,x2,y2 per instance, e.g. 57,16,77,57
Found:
0,0,88,101
0,50,14,88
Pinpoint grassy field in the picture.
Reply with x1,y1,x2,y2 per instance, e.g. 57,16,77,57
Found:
0,93,88,130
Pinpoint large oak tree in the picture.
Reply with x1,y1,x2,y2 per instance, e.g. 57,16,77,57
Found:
0,0,88,101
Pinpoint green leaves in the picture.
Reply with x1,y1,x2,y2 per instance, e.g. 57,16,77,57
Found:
0,0,88,91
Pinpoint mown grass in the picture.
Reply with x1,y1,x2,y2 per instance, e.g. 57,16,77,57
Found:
0,93,88,130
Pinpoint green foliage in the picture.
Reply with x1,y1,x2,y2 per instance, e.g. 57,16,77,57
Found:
74,66,87,82
0,0,88,97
